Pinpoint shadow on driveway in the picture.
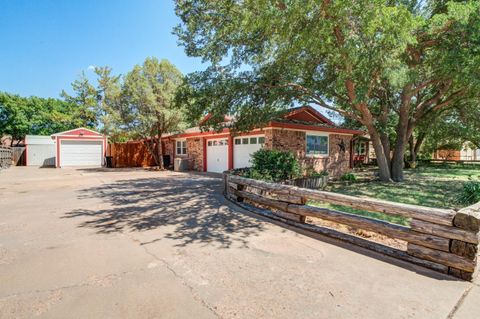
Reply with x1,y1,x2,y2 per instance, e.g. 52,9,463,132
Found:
63,174,265,248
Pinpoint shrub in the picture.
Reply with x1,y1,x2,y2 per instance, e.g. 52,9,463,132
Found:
249,149,301,182
458,180,480,205
340,172,357,182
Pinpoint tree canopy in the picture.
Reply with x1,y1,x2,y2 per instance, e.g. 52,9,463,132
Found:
121,57,186,167
0,92,95,145
174,0,480,181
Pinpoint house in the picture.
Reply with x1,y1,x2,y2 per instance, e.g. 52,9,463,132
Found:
433,142,480,161
161,106,363,176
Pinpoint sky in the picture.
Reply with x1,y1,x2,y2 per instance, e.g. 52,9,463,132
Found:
0,0,204,98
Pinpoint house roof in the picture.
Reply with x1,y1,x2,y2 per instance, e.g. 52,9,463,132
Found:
51,127,105,137
163,105,364,139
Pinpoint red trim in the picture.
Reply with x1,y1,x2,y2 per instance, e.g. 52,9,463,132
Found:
170,129,231,139
204,134,230,140
228,135,233,170
202,138,207,172
269,121,363,135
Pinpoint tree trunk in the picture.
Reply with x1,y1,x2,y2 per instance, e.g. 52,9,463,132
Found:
367,126,392,182
409,132,425,163
156,135,164,170
380,132,391,169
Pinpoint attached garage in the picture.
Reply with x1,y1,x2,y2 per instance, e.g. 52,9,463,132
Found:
52,128,107,168
25,135,56,167
233,135,264,169
206,137,228,173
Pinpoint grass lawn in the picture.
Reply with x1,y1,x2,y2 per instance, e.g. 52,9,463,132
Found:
309,165,480,226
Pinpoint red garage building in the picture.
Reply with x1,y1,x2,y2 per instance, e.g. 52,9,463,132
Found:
51,128,107,168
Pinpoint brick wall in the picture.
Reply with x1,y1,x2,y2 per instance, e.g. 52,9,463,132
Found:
265,128,352,177
186,137,204,171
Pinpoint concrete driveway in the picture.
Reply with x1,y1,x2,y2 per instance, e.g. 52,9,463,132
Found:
0,167,479,319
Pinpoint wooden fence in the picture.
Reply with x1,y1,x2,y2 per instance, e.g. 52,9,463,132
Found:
0,146,13,169
224,173,480,281
109,142,156,168
11,147,25,166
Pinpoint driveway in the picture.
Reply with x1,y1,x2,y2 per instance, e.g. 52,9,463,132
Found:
0,167,479,319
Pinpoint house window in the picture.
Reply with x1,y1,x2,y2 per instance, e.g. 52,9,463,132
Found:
306,135,328,156
250,137,257,144
176,140,187,155
356,142,366,155
242,138,249,144
235,138,241,145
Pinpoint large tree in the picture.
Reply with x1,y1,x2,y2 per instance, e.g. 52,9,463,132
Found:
174,0,480,181
121,57,185,169
0,92,94,145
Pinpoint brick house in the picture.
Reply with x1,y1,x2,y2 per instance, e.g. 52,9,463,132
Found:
162,106,363,176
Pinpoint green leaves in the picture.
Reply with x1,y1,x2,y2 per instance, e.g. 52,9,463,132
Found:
0,92,94,143
121,57,186,139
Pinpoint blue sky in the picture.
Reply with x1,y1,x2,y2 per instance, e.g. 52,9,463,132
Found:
0,0,204,98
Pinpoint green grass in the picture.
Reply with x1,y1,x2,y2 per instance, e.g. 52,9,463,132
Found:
309,166,480,226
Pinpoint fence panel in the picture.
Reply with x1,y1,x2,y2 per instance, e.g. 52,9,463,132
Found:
224,173,480,281
0,146,13,169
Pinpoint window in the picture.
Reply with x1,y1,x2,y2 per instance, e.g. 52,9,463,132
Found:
356,142,366,155
235,138,241,145
176,140,187,155
242,138,249,144
306,135,328,156
250,137,257,144
208,141,212,146
258,137,265,144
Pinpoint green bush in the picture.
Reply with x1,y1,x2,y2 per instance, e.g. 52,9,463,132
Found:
458,180,480,205
249,149,301,182
340,172,357,182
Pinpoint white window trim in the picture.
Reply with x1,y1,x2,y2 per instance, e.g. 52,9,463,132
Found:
305,132,329,158
234,134,265,145
176,139,187,155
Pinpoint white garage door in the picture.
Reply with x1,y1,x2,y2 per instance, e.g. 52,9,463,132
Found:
27,144,56,166
60,140,103,167
207,138,228,173
233,135,264,169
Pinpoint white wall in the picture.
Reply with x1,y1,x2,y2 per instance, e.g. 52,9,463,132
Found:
26,135,56,166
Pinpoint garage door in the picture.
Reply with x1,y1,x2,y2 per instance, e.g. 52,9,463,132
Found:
60,140,103,167
27,144,56,166
207,138,228,173
234,135,264,169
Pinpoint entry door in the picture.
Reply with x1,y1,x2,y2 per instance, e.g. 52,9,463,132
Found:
206,138,228,173
60,140,103,167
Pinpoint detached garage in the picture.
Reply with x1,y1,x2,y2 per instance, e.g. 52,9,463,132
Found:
52,128,107,168
25,135,56,167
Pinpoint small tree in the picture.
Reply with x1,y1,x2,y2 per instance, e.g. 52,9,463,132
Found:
121,57,185,169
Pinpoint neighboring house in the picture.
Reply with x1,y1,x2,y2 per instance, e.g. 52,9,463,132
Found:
25,135,56,167
161,106,363,176
433,143,480,161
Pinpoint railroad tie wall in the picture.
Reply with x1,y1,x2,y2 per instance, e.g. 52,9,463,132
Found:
224,173,480,281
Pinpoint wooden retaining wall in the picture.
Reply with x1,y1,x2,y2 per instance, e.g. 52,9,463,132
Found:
224,173,480,281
